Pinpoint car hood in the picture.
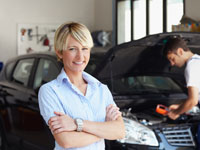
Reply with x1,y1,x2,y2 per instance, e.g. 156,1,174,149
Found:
94,32,200,81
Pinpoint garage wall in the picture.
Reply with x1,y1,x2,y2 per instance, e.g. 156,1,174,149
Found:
94,0,112,31
185,0,200,21
0,0,95,63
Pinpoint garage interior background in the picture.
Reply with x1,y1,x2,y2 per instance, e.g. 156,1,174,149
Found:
0,0,200,63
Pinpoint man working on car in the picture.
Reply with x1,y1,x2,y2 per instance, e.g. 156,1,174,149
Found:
163,37,200,147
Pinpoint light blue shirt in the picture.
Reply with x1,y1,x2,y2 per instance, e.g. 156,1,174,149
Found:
38,68,115,150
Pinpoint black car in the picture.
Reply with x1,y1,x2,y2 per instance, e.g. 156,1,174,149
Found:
94,32,200,150
0,50,105,150
0,32,200,150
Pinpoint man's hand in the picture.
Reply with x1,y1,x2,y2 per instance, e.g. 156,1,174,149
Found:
167,111,180,120
167,104,180,120
106,104,122,121
169,104,179,110
48,112,77,134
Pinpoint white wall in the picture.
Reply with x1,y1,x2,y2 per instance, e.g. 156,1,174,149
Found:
94,0,112,31
185,0,200,21
0,0,95,63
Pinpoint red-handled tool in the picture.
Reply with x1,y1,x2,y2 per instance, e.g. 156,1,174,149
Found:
156,104,169,115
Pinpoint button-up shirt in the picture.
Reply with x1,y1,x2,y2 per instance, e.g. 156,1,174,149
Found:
39,68,115,150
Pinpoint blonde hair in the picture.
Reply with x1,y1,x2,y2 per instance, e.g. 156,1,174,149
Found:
54,22,93,54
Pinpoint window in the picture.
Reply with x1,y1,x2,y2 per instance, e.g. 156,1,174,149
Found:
115,0,184,44
133,0,146,40
105,76,183,94
167,0,184,32
149,0,163,34
33,59,59,89
117,0,131,44
12,59,34,86
6,61,16,80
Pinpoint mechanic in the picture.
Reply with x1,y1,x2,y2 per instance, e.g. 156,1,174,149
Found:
38,22,125,150
163,37,200,148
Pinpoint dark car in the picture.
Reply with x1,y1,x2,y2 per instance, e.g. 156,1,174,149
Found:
0,62,3,72
0,50,105,150
0,32,200,150
94,32,200,150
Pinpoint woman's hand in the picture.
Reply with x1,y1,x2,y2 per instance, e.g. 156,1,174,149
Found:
48,112,77,134
106,104,122,121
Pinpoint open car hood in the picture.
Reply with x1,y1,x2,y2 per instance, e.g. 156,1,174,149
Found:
94,32,200,81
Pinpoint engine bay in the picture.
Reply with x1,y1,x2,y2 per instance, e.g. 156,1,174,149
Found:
122,106,200,126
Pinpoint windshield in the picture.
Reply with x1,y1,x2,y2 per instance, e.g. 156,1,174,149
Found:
104,76,183,95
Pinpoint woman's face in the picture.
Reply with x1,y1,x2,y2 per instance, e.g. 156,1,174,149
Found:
56,35,91,74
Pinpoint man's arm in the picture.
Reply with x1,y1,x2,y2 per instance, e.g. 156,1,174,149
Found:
168,86,199,120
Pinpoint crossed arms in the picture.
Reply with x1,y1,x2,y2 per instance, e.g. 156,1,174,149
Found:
48,104,125,148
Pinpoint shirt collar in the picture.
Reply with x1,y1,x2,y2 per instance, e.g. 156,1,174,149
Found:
57,68,100,85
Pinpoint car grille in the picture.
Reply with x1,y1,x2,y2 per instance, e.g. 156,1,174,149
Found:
162,126,195,147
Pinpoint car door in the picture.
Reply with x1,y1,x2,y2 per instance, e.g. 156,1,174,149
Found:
0,58,35,148
23,56,61,150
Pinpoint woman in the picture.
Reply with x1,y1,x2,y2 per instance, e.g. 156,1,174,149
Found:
38,22,125,150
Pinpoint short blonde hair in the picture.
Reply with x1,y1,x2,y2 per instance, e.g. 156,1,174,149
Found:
54,22,93,53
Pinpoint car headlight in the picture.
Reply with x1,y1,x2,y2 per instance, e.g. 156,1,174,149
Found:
117,117,159,146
